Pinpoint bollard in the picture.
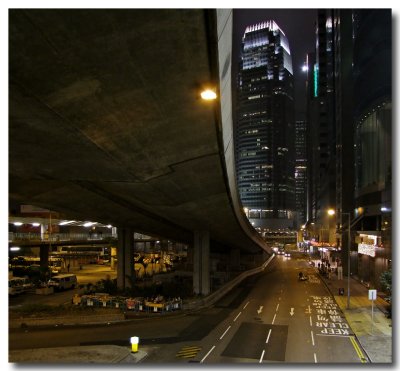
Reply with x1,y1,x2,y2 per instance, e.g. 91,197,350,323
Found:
130,336,139,353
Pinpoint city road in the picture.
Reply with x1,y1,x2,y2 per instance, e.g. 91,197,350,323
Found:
9,255,368,363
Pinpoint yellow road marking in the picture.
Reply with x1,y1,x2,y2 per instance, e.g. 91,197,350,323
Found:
176,346,202,358
350,336,368,363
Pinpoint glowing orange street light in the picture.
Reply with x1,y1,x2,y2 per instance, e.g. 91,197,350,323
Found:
200,89,217,100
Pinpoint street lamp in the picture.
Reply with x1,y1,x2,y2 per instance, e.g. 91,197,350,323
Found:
327,208,351,309
342,212,351,309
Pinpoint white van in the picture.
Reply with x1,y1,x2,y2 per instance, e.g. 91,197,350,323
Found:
48,274,77,290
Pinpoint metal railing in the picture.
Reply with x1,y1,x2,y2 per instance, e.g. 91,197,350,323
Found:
9,232,115,242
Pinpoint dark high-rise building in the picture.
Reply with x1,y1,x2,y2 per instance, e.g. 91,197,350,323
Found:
332,9,355,276
352,9,392,289
235,21,295,232
306,10,336,244
305,9,392,290
295,121,307,227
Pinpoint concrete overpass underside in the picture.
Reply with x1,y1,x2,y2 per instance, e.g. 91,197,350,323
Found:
9,9,272,293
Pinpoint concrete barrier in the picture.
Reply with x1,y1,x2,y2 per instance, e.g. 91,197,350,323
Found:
183,254,275,310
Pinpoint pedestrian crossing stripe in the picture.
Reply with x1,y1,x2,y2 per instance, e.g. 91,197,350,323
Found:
176,346,202,358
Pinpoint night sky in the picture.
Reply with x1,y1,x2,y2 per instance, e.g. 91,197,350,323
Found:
232,9,318,121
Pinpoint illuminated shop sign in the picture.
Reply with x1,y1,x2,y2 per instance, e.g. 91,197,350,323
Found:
357,234,379,257
358,243,376,257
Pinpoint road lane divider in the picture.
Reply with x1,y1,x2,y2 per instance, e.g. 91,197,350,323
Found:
311,330,315,346
200,345,216,363
314,353,318,363
272,313,276,324
350,336,368,363
266,329,272,344
259,350,265,363
233,312,242,322
243,301,250,309
219,326,231,340
275,303,280,312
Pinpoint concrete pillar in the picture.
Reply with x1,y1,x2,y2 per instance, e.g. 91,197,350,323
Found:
117,227,135,290
229,248,241,270
193,231,210,296
39,244,49,269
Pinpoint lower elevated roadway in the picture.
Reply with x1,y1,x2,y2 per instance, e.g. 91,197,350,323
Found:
9,9,271,294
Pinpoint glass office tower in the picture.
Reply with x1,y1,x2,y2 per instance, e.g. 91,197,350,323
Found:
235,21,295,231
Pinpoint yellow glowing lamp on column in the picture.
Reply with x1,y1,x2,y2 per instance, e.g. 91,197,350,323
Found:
130,336,139,353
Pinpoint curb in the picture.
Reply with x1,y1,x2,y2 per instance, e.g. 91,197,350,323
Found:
316,270,373,363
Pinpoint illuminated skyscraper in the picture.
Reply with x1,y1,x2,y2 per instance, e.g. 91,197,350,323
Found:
295,120,307,226
235,21,295,231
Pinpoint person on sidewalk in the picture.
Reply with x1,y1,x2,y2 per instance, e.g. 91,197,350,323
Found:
337,265,343,280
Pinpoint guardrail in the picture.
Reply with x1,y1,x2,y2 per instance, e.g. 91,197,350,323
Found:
9,232,115,242
182,254,275,310
74,293,183,313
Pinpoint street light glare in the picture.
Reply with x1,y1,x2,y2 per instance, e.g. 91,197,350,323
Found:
327,209,335,216
201,89,217,100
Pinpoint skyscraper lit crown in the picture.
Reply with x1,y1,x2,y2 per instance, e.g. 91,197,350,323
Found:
244,20,285,36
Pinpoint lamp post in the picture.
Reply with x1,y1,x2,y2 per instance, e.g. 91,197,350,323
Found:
327,209,351,309
342,212,351,309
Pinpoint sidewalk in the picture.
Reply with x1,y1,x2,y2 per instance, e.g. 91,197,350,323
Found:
9,345,148,363
318,268,392,363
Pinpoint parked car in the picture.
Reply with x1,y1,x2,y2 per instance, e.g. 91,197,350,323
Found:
9,277,33,296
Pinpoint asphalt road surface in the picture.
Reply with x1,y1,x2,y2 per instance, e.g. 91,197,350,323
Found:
9,255,368,364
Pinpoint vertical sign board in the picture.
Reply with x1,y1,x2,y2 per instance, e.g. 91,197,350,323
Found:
368,289,377,300
368,289,377,334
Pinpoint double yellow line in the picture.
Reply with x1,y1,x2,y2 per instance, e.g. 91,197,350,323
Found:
350,336,368,363
176,346,202,359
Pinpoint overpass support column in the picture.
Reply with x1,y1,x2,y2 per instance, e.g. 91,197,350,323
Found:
39,244,49,269
117,227,135,291
193,231,210,296
229,248,241,271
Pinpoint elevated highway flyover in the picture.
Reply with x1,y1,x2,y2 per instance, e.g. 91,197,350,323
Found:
9,9,272,295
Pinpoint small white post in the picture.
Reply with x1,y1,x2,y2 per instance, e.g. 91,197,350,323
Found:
368,289,377,335
371,299,374,335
